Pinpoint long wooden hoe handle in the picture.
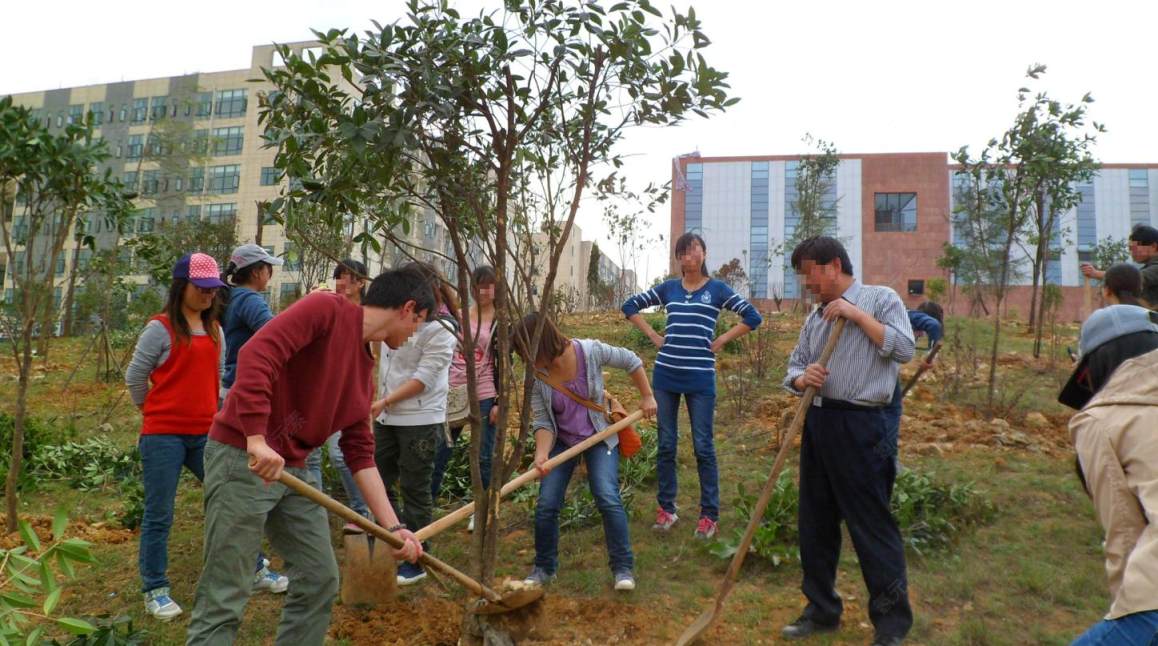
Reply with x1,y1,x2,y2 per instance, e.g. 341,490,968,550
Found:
900,340,942,398
681,318,847,644
415,409,645,542
277,471,502,603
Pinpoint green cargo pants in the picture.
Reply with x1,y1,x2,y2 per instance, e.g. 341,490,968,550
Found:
373,421,442,534
186,440,338,646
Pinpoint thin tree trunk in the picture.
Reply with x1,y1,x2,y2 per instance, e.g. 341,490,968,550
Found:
61,241,83,337
5,328,34,532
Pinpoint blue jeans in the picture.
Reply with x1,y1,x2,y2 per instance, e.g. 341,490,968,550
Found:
881,380,903,459
139,434,206,593
1072,610,1158,645
655,388,719,521
432,397,497,498
534,440,633,574
305,433,370,517
138,436,269,593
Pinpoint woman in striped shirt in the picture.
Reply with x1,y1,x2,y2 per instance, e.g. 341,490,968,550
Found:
622,232,763,539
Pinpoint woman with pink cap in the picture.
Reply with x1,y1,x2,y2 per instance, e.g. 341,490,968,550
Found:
125,252,227,621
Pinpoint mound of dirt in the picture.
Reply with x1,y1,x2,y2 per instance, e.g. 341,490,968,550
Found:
0,515,135,550
331,593,672,645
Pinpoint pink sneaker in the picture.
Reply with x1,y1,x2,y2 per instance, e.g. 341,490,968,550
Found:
653,508,679,531
694,517,718,540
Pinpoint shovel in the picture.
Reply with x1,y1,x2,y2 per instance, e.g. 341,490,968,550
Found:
676,318,847,646
415,409,645,542
277,471,543,614
900,340,942,398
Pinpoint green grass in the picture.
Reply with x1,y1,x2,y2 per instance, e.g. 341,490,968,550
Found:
0,311,1112,644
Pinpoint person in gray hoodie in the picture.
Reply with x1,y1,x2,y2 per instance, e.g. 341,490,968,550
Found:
371,262,458,586
513,312,658,593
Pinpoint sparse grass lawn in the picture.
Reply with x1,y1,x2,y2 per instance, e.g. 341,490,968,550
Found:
1,311,1107,644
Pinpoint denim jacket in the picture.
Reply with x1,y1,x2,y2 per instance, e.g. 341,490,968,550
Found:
531,339,643,451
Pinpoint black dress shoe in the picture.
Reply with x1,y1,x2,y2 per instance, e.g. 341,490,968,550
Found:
871,635,904,646
781,616,840,639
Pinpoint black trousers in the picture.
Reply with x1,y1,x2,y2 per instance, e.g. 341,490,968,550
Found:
798,405,913,639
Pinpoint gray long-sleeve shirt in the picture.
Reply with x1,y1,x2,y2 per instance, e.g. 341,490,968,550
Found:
124,320,226,406
783,280,915,407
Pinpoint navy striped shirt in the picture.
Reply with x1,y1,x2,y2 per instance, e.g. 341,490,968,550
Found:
622,278,763,394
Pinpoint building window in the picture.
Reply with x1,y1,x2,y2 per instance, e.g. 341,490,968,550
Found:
749,161,770,299
214,89,247,118
147,133,170,157
123,171,139,192
137,208,156,233
88,102,104,126
186,205,202,221
189,167,205,193
173,176,183,192
131,98,148,123
874,192,918,232
205,203,237,224
151,96,168,120
55,256,66,276
77,249,93,272
1129,169,1151,227
55,112,64,128
207,164,241,194
191,129,209,155
67,104,84,125
283,242,301,271
260,166,281,186
141,170,160,196
279,282,301,307
195,92,212,117
118,105,128,122
127,134,144,160
212,126,244,156
907,280,925,296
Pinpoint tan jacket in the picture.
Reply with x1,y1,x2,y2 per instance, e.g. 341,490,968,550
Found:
1069,348,1158,619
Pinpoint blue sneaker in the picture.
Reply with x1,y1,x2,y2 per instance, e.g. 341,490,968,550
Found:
143,587,182,621
253,558,289,593
397,562,427,586
522,566,556,587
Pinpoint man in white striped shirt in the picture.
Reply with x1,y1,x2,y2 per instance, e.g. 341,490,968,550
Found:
779,236,915,646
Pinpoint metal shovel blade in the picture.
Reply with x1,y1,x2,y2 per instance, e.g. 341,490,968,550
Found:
675,607,716,646
471,587,545,615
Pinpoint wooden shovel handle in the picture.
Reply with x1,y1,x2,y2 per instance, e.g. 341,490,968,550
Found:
715,318,847,607
415,409,645,541
277,471,502,603
901,340,942,398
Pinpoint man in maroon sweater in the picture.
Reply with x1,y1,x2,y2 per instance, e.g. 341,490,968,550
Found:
187,266,434,646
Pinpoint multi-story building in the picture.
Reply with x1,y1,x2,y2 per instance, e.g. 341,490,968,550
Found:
672,152,1158,321
526,222,633,311
3,42,465,318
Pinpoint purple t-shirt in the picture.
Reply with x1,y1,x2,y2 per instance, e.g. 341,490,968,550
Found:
551,341,596,448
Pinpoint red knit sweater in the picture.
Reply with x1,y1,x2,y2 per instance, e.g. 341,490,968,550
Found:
142,315,220,436
210,292,376,472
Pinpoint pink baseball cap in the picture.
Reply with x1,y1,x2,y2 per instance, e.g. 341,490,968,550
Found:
173,253,227,289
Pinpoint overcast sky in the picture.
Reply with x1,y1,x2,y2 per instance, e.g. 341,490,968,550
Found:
4,0,1156,285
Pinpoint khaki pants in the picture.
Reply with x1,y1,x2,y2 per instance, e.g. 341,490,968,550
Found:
186,440,338,646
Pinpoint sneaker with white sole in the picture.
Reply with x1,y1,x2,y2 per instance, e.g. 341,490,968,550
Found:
653,507,678,531
467,513,475,533
397,562,427,586
253,559,289,594
694,517,718,540
613,571,636,592
143,587,182,621
523,566,556,587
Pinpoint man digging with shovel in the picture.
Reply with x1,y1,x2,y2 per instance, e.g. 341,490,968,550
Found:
186,266,433,646
781,236,916,646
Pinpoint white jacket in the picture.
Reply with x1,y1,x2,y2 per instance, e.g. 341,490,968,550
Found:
376,318,457,426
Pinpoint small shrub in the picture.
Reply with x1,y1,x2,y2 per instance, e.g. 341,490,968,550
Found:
711,467,994,564
625,312,666,352
0,413,68,491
